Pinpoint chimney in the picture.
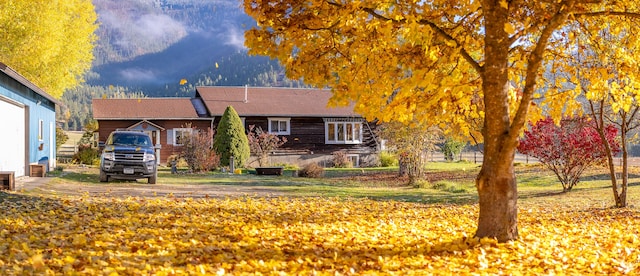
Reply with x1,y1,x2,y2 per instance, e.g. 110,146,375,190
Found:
244,85,248,103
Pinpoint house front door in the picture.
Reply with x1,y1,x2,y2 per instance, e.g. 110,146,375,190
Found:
144,130,160,165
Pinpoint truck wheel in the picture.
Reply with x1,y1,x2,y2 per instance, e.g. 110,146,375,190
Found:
148,173,157,184
99,170,109,182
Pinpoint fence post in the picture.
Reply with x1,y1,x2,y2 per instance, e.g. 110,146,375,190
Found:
230,155,235,174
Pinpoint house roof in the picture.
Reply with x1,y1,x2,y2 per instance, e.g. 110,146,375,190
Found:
0,62,61,106
195,86,359,117
127,119,166,131
92,98,202,120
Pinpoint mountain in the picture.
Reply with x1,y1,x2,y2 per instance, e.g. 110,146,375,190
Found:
87,0,282,92
90,31,236,88
59,0,302,130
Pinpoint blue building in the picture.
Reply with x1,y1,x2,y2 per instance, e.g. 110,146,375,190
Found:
0,62,59,177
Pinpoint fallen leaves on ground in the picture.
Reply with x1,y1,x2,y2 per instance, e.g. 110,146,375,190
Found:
0,194,638,275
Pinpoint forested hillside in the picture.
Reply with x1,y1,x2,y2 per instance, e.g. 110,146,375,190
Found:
58,0,300,130
58,85,145,131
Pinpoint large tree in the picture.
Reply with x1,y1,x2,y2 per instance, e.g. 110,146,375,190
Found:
244,1,640,241
559,17,640,207
0,0,97,98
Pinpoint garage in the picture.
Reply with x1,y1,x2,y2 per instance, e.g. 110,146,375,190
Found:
0,96,26,177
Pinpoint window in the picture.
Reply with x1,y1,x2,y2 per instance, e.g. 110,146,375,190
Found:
172,128,193,146
347,154,360,167
38,120,44,141
324,119,363,144
268,118,290,135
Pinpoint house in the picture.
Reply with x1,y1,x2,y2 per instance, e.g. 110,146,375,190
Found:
0,62,60,178
91,98,214,164
92,86,379,167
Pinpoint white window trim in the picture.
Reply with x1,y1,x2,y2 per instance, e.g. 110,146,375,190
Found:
324,118,363,144
172,128,193,146
38,119,44,141
347,154,360,167
268,117,291,135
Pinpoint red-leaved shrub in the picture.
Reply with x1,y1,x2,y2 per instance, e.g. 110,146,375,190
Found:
518,116,620,192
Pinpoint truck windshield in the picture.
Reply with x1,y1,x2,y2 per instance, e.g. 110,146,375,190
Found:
110,134,151,146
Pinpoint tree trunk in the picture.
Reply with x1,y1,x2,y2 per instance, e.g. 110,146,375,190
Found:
398,153,409,177
619,142,628,207
474,2,519,242
618,118,628,207
590,101,626,208
475,163,518,242
602,130,619,205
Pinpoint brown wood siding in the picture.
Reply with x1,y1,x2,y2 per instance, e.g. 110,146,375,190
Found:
241,117,378,154
152,120,212,162
97,119,213,163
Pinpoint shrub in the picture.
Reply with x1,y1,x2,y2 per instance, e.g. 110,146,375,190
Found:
247,125,287,167
73,144,99,165
441,137,466,161
379,151,398,167
332,151,352,168
518,116,619,192
376,122,442,185
213,106,250,167
56,126,68,150
167,155,189,168
412,180,430,189
180,128,220,173
299,163,324,178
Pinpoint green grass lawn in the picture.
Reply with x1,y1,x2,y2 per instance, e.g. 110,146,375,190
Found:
65,131,84,144
43,162,639,208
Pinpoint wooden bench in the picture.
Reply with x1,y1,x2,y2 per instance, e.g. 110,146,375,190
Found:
255,167,284,176
0,171,15,191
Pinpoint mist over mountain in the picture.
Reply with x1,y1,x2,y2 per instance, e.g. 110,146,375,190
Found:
90,31,236,87
87,0,279,93
59,0,302,130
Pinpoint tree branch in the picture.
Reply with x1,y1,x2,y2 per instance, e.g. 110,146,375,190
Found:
573,11,640,19
359,7,484,75
506,1,574,149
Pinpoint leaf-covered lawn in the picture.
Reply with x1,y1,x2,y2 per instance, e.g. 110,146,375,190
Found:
1,194,638,275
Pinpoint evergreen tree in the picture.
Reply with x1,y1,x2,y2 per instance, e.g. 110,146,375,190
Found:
213,106,250,167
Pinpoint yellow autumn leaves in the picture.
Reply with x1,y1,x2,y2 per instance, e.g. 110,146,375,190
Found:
0,195,638,275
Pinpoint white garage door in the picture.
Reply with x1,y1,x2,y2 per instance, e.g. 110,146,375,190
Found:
0,98,26,177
